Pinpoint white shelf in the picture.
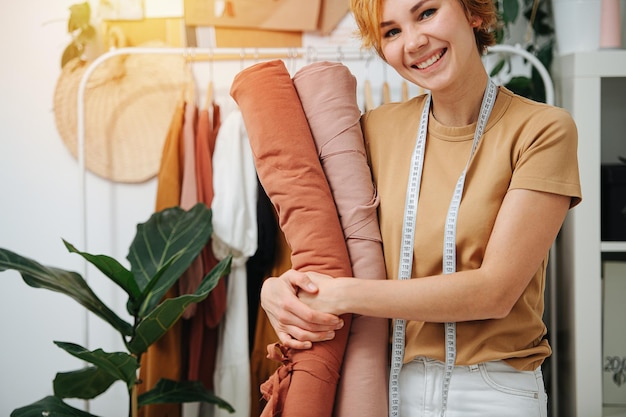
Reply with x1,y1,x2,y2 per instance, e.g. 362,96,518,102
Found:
554,49,626,417
602,242,626,252
604,406,626,417
558,50,626,78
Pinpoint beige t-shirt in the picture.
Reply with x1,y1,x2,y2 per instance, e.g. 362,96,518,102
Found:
362,86,582,371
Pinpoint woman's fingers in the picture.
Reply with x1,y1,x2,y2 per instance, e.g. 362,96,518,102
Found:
261,270,343,349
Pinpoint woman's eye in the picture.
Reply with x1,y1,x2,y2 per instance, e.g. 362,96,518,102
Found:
383,27,401,38
420,8,436,19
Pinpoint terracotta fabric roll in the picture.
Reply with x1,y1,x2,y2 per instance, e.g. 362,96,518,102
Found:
293,61,389,417
231,59,353,417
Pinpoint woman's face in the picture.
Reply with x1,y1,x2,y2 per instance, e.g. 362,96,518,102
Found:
379,0,482,93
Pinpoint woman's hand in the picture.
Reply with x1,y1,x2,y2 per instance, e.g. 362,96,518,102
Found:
260,269,344,350
297,272,346,316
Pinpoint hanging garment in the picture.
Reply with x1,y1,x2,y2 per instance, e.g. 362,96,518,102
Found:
209,109,258,417
186,102,226,391
230,59,353,417
246,179,278,354
179,98,205,320
293,61,389,417
138,98,186,417
250,226,290,417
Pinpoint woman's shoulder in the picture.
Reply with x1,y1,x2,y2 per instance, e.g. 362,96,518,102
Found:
499,86,575,125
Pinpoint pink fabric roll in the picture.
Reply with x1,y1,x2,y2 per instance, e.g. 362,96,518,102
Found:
231,59,353,417
293,61,389,417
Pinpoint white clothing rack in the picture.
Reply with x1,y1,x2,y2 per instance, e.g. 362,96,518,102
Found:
75,46,378,254
75,45,554,240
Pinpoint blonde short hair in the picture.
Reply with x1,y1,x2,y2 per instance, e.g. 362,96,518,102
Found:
350,0,498,59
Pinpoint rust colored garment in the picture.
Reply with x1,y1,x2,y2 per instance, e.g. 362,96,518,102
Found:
186,102,227,389
231,60,353,417
179,100,204,320
138,99,186,417
293,61,389,417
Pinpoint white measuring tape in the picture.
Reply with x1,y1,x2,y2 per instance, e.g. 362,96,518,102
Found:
388,79,498,417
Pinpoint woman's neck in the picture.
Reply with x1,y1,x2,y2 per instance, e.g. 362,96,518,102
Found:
430,71,489,127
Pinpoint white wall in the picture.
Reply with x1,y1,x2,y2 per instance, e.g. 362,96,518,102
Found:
0,1,152,415
0,3,414,416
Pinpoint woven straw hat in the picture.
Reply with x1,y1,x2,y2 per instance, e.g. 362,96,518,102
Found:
53,30,192,183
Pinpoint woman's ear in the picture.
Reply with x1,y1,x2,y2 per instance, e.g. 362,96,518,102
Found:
470,16,483,28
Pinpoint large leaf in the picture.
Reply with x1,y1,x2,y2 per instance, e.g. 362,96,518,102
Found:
501,0,519,24
54,341,138,388
138,379,234,412
11,396,98,417
128,256,231,355
0,249,133,337
68,2,91,32
134,255,181,318
64,240,141,302
54,366,118,400
127,204,212,315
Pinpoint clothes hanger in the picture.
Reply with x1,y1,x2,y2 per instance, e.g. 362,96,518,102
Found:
401,80,409,102
363,53,374,112
203,50,214,110
182,49,197,105
381,63,391,105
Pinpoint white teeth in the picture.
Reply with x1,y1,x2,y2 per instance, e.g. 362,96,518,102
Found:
416,51,443,69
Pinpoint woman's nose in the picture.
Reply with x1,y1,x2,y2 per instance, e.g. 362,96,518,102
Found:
404,26,427,52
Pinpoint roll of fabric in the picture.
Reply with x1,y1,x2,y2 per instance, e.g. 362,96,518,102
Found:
293,61,389,417
231,59,353,417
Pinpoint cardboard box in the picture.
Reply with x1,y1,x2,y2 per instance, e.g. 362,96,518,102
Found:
603,261,626,406
184,0,349,34
101,18,186,47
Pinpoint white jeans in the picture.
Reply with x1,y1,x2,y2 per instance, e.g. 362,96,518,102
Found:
398,357,548,417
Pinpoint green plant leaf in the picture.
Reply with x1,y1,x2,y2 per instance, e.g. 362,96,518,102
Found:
54,341,138,388
68,2,91,32
54,366,118,400
61,43,80,68
63,240,141,301
138,379,234,412
505,76,534,99
77,24,97,44
134,254,181,318
489,58,506,78
10,395,99,417
128,256,231,355
502,0,519,24
127,203,213,315
0,249,133,337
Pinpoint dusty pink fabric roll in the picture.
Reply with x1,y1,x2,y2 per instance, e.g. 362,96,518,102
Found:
231,59,353,417
293,61,389,417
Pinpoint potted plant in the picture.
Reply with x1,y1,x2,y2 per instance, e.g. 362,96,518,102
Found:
0,203,234,417
62,2,97,68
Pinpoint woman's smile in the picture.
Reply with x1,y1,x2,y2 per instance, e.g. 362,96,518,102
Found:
413,48,446,69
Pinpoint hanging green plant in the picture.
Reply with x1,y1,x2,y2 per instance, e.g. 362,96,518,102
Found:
492,0,555,103
62,2,97,68
0,203,234,417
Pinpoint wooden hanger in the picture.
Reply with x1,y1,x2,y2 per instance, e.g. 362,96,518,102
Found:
401,81,409,102
382,80,391,104
202,53,215,110
203,80,214,110
364,79,374,112
381,62,391,105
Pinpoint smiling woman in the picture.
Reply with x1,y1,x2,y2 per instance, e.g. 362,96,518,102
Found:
258,0,582,416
